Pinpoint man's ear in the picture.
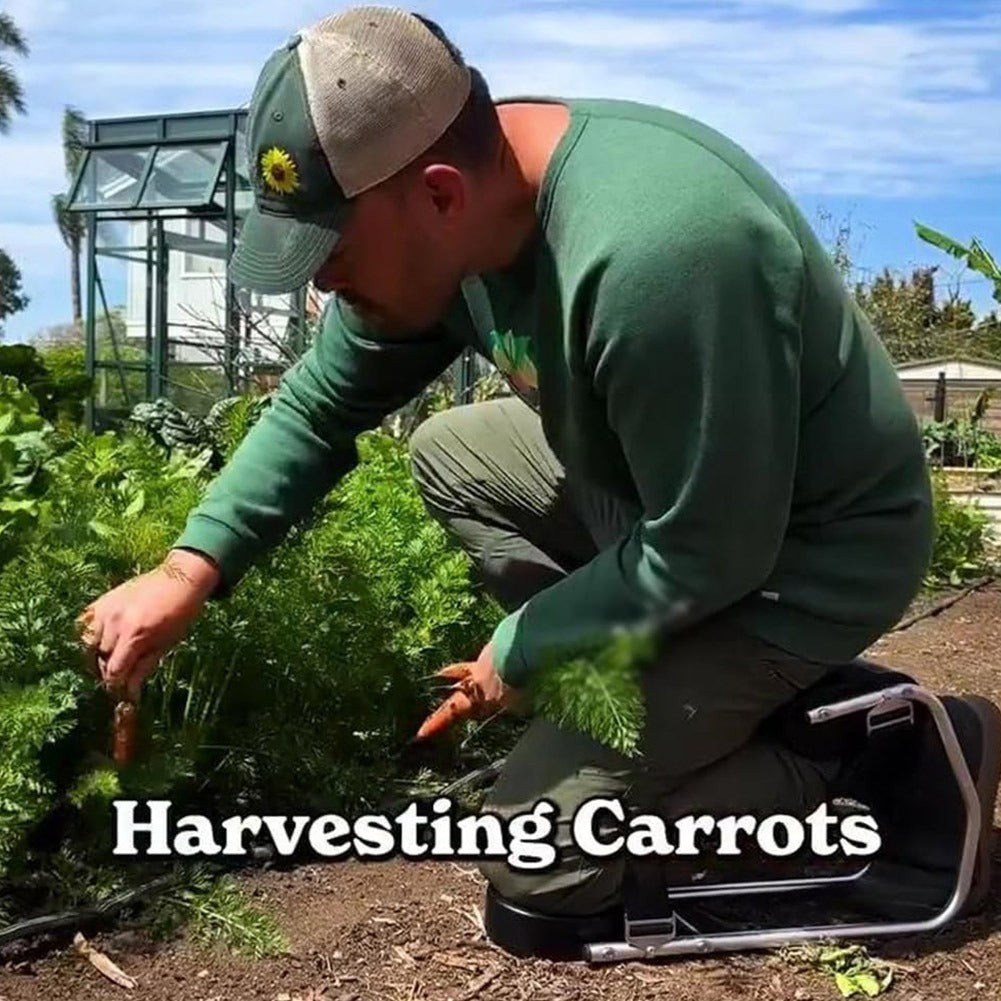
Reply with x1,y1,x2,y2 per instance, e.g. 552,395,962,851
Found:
419,163,466,221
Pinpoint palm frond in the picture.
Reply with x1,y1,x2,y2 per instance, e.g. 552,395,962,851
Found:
0,13,29,57
62,106,88,180
0,64,26,132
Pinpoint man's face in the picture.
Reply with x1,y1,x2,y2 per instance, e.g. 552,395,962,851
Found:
311,164,470,337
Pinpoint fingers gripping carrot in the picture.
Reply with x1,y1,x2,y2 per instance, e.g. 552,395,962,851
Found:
434,663,474,681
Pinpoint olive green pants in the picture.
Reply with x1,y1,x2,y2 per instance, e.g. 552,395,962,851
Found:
409,396,839,916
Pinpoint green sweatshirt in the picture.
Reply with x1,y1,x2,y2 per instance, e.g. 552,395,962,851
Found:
174,97,934,688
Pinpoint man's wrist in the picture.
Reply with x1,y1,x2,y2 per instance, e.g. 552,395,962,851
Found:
161,548,222,597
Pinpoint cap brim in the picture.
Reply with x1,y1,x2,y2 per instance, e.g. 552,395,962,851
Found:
230,204,348,295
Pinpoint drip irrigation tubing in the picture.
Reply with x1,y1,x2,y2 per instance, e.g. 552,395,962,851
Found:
0,757,507,950
891,574,997,632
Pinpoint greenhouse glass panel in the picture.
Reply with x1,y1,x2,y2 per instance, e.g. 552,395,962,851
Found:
137,142,227,208
68,147,154,210
94,119,160,143
165,114,232,140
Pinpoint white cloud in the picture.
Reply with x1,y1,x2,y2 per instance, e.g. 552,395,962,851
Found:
715,0,879,10
23,63,259,91
12,0,344,39
18,62,260,118
1,0,70,34
463,6,1001,198
3,0,1000,340
1,223,71,340
0,140,68,198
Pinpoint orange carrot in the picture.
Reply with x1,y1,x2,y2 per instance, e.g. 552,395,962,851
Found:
415,687,476,741
113,701,138,765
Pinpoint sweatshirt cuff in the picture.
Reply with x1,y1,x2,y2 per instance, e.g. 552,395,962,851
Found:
489,605,531,688
172,515,257,599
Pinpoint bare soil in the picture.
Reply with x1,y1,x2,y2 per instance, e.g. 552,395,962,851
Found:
3,583,1001,1001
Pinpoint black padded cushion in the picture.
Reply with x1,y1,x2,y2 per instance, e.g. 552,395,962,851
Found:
483,884,622,961
763,658,920,763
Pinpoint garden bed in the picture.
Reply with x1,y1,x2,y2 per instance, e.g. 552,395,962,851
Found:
3,582,1001,1001
3,373,1001,1000
941,466,1001,492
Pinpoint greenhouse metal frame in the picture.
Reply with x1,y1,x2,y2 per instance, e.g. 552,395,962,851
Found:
65,107,311,431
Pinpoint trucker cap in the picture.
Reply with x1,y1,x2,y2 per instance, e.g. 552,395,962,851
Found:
230,6,472,294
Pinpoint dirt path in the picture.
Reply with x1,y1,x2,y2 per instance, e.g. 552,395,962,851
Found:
4,585,1001,1001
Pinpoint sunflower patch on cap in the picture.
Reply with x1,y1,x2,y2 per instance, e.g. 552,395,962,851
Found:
260,147,301,196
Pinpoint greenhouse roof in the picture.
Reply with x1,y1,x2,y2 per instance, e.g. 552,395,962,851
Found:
67,108,250,217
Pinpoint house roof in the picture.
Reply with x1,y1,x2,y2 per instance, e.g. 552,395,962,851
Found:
896,354,1001,370
895,355,1001,381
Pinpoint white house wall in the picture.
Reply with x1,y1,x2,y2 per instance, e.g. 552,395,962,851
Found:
124,218,297,367
897,360,1001,382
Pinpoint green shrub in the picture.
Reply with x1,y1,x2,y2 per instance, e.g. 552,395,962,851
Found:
0,375,60,564
0,344,93,428
926,468,996,587
35,342,93,427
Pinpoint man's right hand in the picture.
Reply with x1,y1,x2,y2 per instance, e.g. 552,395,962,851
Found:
76,548,222,701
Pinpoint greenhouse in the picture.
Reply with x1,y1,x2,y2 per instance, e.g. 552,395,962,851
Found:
64,107,315,431
65,105,484,433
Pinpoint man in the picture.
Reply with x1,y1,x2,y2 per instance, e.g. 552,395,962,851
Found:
79,6,1001,922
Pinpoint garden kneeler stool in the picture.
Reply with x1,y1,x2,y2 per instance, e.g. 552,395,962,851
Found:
482,660,986,963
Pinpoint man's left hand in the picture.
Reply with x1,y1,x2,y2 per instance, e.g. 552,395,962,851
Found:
414,642,522,741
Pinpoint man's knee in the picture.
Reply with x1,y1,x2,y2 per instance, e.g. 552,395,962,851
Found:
471,718,632,915
407,408,457,497
407,403,504,512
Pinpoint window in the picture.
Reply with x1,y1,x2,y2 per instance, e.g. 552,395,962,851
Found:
183,218,225,276
68,141,227,212
68,148,154,210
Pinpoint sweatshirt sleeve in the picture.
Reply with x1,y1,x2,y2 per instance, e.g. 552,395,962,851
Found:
489,195,807,687
172,295,463,595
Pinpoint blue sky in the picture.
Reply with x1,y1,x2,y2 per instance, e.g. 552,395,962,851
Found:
2,0,1000,342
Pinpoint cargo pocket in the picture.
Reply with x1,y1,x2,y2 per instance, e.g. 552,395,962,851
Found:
752,636,835,696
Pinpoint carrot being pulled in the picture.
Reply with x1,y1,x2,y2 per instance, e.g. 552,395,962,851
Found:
414,651,518,742
414,661,482,741
112,700,138,765
414,685,477,742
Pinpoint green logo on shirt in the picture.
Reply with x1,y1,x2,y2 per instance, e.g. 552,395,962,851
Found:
489,329,538,395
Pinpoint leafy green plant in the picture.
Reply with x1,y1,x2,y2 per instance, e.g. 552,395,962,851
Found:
526,627,656,757
0,344,93,427
925,468,995,587
785,944,898,998
0,394,506,922
923,419,1001,470
916,224,1001,305
0,375,60,563
0,672,86,876
147,867,288,958
128,393,273,470
922,388,1001,469
208,392,272,464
